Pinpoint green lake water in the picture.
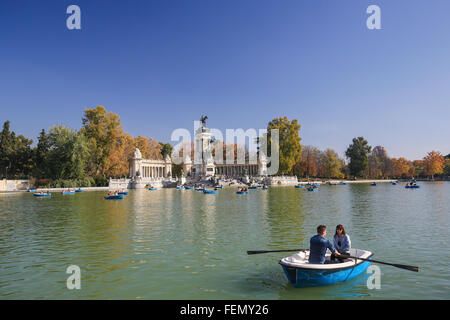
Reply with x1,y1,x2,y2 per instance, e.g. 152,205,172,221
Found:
0,182,449,299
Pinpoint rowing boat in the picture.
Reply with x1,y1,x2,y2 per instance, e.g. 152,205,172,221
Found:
295,185,305,189
203,190,219,194
33,193,51,197
104,195,124,200
279,248,372,287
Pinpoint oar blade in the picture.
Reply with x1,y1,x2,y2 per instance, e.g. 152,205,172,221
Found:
393,264,419,272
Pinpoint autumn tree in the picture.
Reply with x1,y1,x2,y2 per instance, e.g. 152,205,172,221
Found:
81,106,123,176
320,148,344,178
267,117,302,175
423,151,444,179
391,157,411,178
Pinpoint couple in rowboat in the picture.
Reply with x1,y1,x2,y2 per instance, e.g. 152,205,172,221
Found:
309,224,351,264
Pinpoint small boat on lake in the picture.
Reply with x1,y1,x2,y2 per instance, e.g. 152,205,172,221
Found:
370,183,377,186
307,187,319,192
62,191,75,195
75,189,84,193
176,186,184,190
33,192,51,197
295,185,305,189
391,182,397,185
184,186,194,190
203,189,219,194
27,189,36,193
405,185,420,189
236,191,248,194
215,186,224,189
279,248,373,288
148,187,159,191
328,182,346,186
104,195,124,200
248,186,258,190
262,186,268,190
118,191,128,195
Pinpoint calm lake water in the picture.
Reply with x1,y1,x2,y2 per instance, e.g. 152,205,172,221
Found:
0,182,449,299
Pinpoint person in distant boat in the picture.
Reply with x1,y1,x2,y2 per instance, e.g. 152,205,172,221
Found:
331,224,351,262
309,225,340,264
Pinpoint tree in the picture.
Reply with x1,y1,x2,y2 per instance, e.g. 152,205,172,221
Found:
0,121,34,178
423,151,444,179
0,121,14,177
392,157,411,178
267,117,302,175
368,146,392,178
320,148,344,178
46,125,91,180
443,158,450,176
159,142,173,159
33,129,51,178
134,136,162,160
81,106,123,176
345,137,372,178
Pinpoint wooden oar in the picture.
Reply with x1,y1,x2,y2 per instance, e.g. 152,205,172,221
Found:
247,250,419,272
340,254,419,272
247,249,308,255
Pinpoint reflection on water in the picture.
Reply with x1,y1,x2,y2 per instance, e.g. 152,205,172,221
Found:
0,183,449,299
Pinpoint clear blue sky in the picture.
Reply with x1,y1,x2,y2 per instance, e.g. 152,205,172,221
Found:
0,0,449,160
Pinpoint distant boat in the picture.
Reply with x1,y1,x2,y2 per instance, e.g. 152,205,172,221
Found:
62,191,75,195
104,195,124,200
33,193,51,197
215,186,224,189
295,185,305,189
262,186,269,190
405,185,420,189
148,187,159,191
27,189,36,193
307,188,319,192
176,186,184,190
203,189,219,194
391,182,397,185
248,186,258,189
118,191,128,195
370,183,377,186
236,191,248,195
328,182,346,186
184,186,194,190
257,185,263,188
75,189,84,193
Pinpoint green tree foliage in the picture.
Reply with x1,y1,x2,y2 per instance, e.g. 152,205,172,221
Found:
267,117,302,175
345,137,372,178
0,121,34,178
320,148,344,178
159,142,173,159
45,125,91,180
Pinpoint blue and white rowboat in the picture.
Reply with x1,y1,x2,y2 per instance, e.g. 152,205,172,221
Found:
279,248,373,288
203,189,219,194
295,185,305,189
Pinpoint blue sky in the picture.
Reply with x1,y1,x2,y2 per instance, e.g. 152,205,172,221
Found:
0,0,449,160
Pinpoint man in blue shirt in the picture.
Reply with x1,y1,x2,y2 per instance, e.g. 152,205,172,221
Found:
308,225,340,264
